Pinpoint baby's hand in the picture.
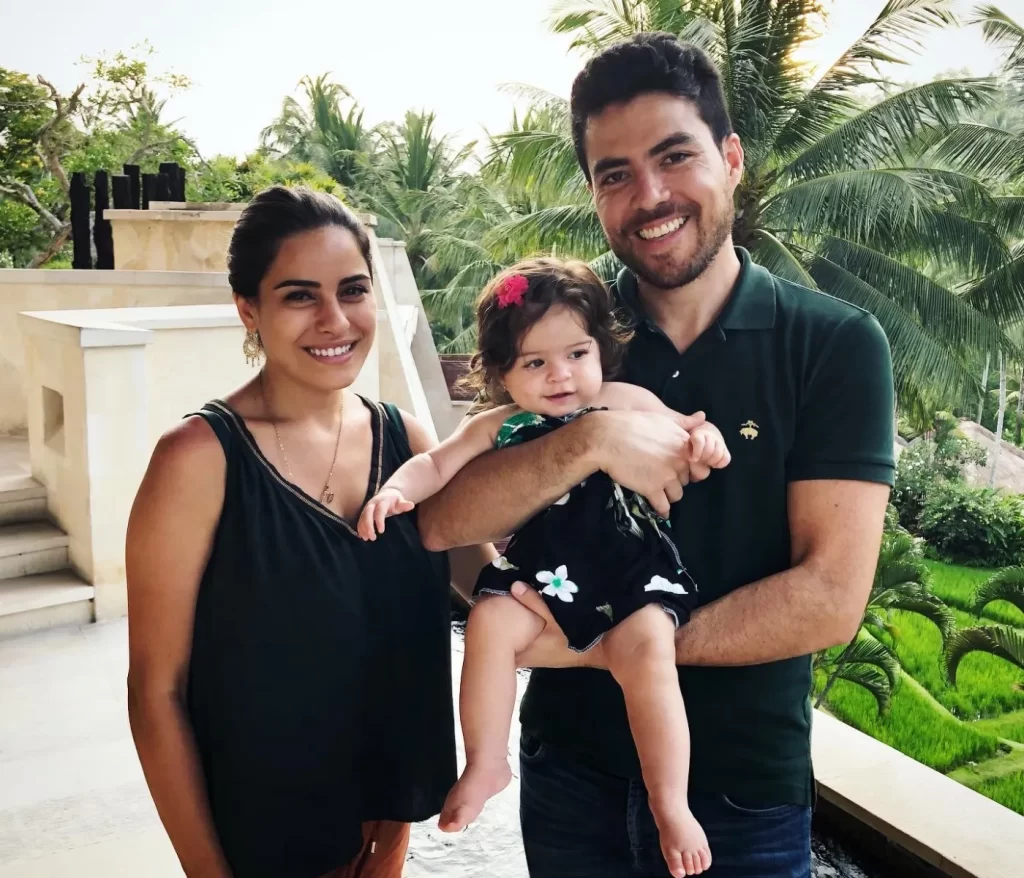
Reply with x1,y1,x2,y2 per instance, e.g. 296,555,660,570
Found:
688,422,731,470
357,488,415,541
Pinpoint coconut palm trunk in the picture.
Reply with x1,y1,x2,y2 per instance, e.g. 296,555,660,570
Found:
990,351,1007,487
1016,362,1023,445
979,352,991,425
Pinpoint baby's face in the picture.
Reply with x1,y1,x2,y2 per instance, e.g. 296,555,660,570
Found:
501,305,604,417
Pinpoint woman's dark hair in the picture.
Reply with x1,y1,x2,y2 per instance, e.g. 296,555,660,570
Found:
227,186,372,300
462,258,633,407
570,32,733,181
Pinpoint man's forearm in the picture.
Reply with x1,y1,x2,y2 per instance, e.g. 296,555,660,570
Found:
418,419,597,551
675,564,856,666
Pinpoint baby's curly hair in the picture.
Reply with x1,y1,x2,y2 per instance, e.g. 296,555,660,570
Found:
461,257,633,407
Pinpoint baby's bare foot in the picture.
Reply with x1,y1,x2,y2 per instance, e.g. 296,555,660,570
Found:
438,759,512,832
650,795,712,877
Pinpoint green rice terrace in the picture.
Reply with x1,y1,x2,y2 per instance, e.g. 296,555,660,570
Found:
815,558,1024,816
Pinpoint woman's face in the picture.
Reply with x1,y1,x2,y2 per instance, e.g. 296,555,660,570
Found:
237,225,377,391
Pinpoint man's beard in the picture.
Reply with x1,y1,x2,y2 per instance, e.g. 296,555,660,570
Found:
612,199,735,291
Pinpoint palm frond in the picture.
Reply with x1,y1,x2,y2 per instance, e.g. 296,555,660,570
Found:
888,593,956,639
965,242,1024,328
484,204,608,262
772,0,961,158
784,79,998,179
588,250,623,283
802,245,979,403
927,124,1024,182
973,567,1024,616
945,624,1024,684
832,662,896,714
748,229,818,287
972,4,1024,90
812,237,1009,356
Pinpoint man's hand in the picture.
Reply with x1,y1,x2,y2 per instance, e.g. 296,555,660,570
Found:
586,409,708,518
357,488,415,540
510,583,606,669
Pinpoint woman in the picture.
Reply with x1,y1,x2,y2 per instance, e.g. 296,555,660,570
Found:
125,186,492,878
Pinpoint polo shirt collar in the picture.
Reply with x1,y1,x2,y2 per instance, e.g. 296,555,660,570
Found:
614,246,776,333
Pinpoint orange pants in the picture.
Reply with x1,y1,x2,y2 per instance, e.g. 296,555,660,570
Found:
322,821,411,878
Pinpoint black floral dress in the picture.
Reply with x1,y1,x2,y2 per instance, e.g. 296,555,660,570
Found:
473,407,698,652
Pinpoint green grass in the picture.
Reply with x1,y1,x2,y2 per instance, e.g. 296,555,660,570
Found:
925,561,1024,627
823,675,1000,773
970,771,1024,816
974,709,1024,745
887,608,1024,720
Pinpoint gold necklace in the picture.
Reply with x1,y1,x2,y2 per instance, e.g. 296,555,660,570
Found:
259,371,344,506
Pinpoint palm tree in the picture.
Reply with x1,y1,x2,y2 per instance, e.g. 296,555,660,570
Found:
356,111,476,276
815,523,955,714
469,0,1019,407
990,350,1009,485
260,74,375,190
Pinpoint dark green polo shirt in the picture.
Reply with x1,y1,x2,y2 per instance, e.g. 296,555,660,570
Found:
519,247,895,805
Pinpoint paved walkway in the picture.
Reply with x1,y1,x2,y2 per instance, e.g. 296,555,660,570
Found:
0,620,528,877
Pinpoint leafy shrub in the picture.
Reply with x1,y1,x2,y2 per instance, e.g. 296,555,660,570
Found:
892,414,986,531
918,482,1024,568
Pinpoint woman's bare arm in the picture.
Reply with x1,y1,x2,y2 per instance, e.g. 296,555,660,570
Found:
125,418,232,878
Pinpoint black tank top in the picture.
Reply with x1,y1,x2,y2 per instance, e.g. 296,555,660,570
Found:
186,397,455,878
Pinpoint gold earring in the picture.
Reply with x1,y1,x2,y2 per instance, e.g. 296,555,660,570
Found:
243,329,263,367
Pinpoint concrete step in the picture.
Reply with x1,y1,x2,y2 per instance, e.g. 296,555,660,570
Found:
0,473,48,525
0,571,94,637
0,522,70,580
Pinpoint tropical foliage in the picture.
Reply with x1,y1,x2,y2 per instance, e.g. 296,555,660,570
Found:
814,512,953,714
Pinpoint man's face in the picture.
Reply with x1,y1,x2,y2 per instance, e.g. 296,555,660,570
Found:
584,92,743,290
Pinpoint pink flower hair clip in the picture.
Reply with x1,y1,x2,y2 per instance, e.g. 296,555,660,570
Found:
495,273,529,308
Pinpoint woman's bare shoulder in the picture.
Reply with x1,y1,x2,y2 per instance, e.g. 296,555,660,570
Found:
138,416,227,513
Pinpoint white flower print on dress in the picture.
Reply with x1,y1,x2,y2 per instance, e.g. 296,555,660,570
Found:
491,556,519,571
536,565,578,602
553,492,571,506
644,575,689,595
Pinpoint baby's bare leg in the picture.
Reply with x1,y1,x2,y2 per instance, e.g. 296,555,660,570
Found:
603,605,711,877
439,590,544,832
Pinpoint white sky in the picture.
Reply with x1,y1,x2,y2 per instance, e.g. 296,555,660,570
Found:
3,0,1023,160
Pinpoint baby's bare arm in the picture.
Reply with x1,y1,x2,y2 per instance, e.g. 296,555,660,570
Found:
378,405,514,504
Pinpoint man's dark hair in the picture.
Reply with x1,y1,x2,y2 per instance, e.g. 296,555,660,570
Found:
570,32,733,181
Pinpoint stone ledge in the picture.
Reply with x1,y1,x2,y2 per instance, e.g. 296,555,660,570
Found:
812,710,1024,877
18,305,242,349
0,269,229,287
104,209,242,222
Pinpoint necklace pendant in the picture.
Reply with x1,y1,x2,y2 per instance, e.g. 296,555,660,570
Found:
321,489,335,505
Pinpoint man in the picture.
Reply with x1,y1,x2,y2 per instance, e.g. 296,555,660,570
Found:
419,33,894,878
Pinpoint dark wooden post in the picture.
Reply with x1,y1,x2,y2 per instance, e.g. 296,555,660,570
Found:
159,162,185,201
155,172,172,202
111,175,132,209
142,173,157,209
70,172,92,269
93,170,114,269
123,164,141,209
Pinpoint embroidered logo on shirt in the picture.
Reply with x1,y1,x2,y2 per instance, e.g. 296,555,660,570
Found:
740,420,760,440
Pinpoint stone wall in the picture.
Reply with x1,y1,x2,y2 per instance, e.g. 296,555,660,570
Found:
0,270,232,435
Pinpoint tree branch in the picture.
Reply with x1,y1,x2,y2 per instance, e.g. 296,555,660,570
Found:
0,179,64,232
29,223,72,268
34,77,85,196
127,136,184,164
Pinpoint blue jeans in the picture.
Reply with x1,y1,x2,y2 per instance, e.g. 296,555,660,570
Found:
519,734,811,878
